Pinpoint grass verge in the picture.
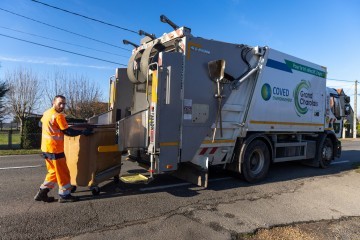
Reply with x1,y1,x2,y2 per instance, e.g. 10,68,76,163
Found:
0,149,42,156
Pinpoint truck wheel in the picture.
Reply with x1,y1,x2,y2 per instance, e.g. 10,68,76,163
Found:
241,139,270,183
319,138,333,168
114,175,120,184
91,186,100,196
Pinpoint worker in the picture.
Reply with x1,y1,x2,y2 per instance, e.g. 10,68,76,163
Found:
34,95,93,203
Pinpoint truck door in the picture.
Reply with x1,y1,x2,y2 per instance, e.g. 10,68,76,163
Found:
154,52,183,172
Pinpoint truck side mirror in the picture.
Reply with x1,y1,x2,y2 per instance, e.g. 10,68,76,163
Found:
208,60,225,82
344,96,350,103
344,104,351,116
339,95,351,117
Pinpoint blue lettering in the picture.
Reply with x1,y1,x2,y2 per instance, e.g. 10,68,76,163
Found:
273,87,289,96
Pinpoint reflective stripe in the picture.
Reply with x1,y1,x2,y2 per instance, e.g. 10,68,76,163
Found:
40,181,56,189
42,152,66,160
42,134,64,141
59,189,71,195
199,148,208,155
48,125,61,134
59,183,72,195
60,183,72,190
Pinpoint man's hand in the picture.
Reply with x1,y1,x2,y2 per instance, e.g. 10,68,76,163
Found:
82,128,94,136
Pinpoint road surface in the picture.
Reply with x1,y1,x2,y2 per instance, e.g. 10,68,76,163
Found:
0,139,359,239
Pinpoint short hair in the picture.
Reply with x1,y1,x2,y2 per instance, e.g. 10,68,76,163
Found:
54,95,66,101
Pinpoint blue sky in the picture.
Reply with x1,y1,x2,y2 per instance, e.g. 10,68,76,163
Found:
0,0,359,114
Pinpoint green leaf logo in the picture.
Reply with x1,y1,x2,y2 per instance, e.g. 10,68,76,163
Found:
261,83,271,101
293,80,310,116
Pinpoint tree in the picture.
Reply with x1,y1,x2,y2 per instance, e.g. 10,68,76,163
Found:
5,67,42,135
45,70,106,119
65,76,106,119
0,81,9,121
44,69,68,105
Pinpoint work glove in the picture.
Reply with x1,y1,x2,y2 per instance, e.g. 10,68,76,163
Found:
82,128,94,136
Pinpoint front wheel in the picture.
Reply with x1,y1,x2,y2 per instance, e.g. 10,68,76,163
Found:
319,137,334,168
241,139,270,183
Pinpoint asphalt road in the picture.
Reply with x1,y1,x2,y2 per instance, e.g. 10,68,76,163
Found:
0,139,359,240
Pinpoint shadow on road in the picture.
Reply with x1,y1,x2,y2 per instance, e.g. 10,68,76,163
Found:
76,149,360,202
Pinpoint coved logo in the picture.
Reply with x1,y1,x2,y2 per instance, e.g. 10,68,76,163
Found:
293,80,318,116
261,83,292,102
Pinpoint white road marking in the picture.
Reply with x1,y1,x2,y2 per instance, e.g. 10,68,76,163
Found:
331,160,350,165
0,165,43,170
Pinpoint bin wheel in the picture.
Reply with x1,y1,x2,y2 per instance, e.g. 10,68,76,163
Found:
71,185,77,193
91,186,100,196
114,175,120,184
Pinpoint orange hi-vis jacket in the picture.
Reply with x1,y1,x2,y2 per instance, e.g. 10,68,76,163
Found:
41,107,68,153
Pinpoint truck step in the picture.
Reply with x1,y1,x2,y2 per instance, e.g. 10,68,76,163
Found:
120,174,149,184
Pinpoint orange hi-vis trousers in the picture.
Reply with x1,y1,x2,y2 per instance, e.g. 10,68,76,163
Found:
40,153,72,196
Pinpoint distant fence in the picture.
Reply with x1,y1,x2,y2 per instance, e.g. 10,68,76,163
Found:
0,130,43,150
0,117,87,150
0,130,21,149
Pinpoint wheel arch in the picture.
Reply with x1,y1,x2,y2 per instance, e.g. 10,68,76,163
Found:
324,130,341,158
238,133,273,174
315,130,341,168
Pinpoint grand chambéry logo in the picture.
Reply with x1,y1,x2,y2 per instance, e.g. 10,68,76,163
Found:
293,80,318,116
261,80,318,117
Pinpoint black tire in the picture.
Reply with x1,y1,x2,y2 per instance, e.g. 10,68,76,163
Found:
241,139,270,183
114,175,120,184
91,186,100,196
319,138,334,168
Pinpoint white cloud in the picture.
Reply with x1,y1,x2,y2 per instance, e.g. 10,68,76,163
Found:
0,56,114,70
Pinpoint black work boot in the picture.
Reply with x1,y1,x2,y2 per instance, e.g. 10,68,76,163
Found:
58,194,79,203
34,188,55,202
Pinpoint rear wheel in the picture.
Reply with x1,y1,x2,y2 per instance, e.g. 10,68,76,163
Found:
241,139,270,183
319,137,333,168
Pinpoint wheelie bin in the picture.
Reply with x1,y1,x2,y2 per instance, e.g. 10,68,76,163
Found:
64,124,122,196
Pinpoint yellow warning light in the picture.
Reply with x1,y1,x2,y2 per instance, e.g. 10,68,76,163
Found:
166,165,173,169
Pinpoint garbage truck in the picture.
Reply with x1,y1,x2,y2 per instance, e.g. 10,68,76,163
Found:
96,15,351,187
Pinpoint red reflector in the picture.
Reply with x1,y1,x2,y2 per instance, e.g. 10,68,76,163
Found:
199,148,208,155
209,147,218,154
148,169,155,173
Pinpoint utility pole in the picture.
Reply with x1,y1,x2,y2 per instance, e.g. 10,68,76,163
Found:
353,80,358,138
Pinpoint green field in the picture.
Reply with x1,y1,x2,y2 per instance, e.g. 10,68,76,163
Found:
0,131,42,155
0,131,21,145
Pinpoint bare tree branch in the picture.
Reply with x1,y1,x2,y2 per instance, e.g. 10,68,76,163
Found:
46,70,106,119
0,81,9,120
5,67,42,134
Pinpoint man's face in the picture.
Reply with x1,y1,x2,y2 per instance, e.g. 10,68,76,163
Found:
53,97,66,113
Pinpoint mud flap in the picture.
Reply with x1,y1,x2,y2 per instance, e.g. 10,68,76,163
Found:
172,163,208,188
